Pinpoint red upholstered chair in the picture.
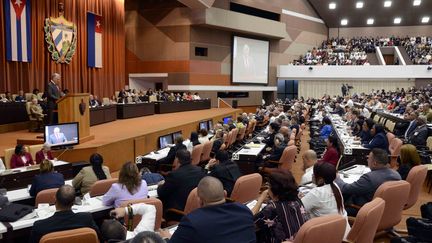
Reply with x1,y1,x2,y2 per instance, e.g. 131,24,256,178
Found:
119,197,163,231
200,140,213,163
388,138,402,168
230,173,262,204
40,228,98,243
89,178,118,197
166,188,200,225
35,188,59,205
262,145,297,173
404,165,428,210
191,144,204,166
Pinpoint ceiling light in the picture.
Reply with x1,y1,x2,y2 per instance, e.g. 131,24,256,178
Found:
367,18,374,25
329,2,336,9
341,19,348,26
356,2,364,8
384,1,392,7
422,16,430,23
394,17,401,24
413,0,421,6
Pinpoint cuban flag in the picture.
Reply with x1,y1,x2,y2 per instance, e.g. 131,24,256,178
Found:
87,12,103,68
4,0,32,62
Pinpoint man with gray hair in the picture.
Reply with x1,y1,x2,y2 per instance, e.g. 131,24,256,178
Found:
46,72,61,124
160,176,256,242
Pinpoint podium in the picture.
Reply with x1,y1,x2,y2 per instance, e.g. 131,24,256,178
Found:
57,93,94,143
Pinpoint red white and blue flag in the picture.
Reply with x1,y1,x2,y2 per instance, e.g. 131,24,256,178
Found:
4,0,32,62
87,12,103,68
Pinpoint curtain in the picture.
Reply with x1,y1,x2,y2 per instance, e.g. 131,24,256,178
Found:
0,0,125,98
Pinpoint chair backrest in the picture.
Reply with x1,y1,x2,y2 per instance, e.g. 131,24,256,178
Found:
278,145,297,170
295,127,303,140
4,148,15,169
293,214,346,243
224,131,232,146
387,121,395,132
191,144,204,166
37,92,44,100
229,128,239,147
386,132,395,144
25,102,32,116
36,188,59,205
404,165,428,210
183,188,201,214
200,140,213,162
25,93,32,101
373,114,380,123
29,144,44,161
300,123,306,131
89,178,118,197
245,121,253,137
119,197,163,230
290,129,297,141
40,227,98,243
102,97,110,105
230,173,262,203
287,139,295,146
389,138,402,156
346,198,386,243
237,126,247,141
373,180,410,231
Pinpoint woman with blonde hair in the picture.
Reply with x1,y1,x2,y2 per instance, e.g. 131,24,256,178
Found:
103,162,148,207
397,144,421,180
29,159,65,197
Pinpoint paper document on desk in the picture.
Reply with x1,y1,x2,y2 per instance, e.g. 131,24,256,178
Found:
246,200,267,211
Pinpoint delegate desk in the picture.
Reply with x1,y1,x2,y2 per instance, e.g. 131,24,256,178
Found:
0,161,73,191
138,147,171,172
90,105,117,126
232,143,266,175
117,103,155,119
154,99,211,114
329,115,370,169
0,102,28,124
373,111,409,137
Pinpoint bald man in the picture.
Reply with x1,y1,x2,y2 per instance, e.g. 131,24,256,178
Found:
300,150,317,185
161,177,256,243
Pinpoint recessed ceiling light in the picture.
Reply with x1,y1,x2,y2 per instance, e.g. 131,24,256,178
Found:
422,16,430,23
394,17,401,24
384,1,392,7
341,19,348,26
356,2,364,8
329,2,336,9
367,18,374,25
413,0,421,6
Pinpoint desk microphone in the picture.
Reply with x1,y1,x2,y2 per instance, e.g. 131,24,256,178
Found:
56,147,72,160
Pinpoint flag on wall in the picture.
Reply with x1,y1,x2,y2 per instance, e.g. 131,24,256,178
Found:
87,12,103,68
4,0,32,62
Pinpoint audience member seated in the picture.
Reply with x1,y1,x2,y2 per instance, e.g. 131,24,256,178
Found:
421,103,432,122
319,117,333,140
207,150,242,196
29,159,65,197
10,144,34,168
252,170,309,242
198,129,210,144
261,133,287,168
73,153,111,195
210,130,224,156
236,116,245,129
301,162,350,238
300,150,317,185
35,143,54,164
358,118,374,144
157,149,205,213
227,118,236,131
363,123,389,152
407,116,429,146
192,92,201,100
397,144,421,180
318,135,340,167
130,231,166,243
160,176,256,242
29,98,45,122
263,122,280,148
335,148,401,216
110,203,156,239
141,167,165,186
2,91,13,102
31,88,41,101
15,90,26,102
103,162,148,207
89,94,100,107
158,136,187,167
403,36,432,64
29,185,101,243
186,132,201,152
101,219,127,242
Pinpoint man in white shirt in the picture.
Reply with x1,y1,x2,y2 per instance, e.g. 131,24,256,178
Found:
110,203,156,239
300,150,317,185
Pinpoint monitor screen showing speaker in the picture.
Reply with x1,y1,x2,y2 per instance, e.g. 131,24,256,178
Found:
159,134,173,149
223,116,232,124
44,122,79,148
232,36,269,84
199,121,208,131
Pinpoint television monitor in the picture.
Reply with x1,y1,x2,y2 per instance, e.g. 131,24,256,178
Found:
44,122,79,148
223,116,232,124
199,121,208,131
208,120,213,131
159,134,173,149
172,131,183,141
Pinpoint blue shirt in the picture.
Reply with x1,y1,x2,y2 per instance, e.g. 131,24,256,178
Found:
320,125,333,139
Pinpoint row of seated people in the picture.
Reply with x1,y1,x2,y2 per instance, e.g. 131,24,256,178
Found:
115,88,202,105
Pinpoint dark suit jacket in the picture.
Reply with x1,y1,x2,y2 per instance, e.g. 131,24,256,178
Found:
10,153,34,168
29,210,101,243
405,121,417,140
409,125,429,146
266,143,287,161
46,81,60,102
211,139,223,155
35,150,54,164
209,161,242,196
158,164,205,211
360,130,372,144
29,172,65,197
159,143,187,165
169,202,256,243
264,132,276,148
363,132,389,152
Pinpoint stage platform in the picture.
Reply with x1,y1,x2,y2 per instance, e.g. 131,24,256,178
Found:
0,108,241,171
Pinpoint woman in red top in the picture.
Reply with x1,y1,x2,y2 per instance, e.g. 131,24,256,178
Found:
35,143,54,164
318,136,340,167
10,144,34,169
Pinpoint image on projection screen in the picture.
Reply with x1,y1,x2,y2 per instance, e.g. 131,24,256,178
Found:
232,36,269,84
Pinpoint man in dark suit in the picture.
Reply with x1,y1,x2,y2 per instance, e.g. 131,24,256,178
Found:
408,116,429,146
160,176,256,243
335,148,401,216
208,150,242,196
157,149,205,213
404,112,418,140
158,136,187,168
29,185,101,243
45,73,61,124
